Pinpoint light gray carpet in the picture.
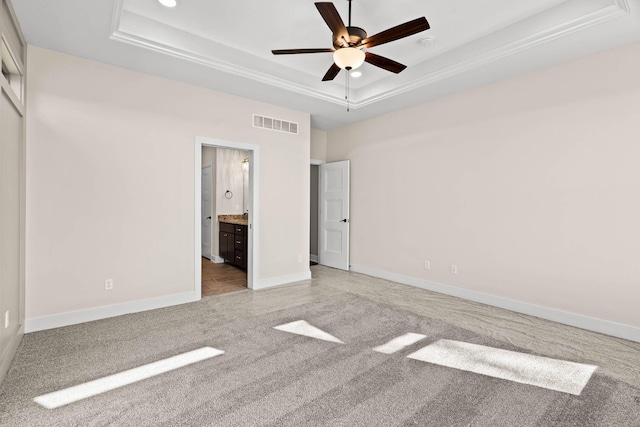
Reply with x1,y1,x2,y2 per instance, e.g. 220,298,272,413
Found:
1,292,639,426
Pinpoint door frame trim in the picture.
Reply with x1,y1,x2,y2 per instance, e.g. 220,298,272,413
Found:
195,136,260,296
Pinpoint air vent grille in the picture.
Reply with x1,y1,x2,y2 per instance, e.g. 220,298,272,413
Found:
253,115,298,134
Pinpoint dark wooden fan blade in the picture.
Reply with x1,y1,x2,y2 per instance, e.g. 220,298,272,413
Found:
364,52,406,73
322,63,341,81
362,17,430,49
315,2,350,47
272,48,334,55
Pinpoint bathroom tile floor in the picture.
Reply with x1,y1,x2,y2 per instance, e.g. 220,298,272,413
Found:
201,258,247,296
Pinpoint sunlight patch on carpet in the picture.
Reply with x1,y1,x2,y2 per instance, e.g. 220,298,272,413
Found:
373,333,427,354
34,347,224,409
273,320,344,343
407,339,597,395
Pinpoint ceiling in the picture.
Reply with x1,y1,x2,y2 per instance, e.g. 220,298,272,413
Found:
11,0,640,130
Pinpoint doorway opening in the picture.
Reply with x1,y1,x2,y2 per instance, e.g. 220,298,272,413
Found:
195,137,260,298
201,147,249,296
310,162,322,266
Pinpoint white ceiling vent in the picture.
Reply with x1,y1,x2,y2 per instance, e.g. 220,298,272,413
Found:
253,115,298,135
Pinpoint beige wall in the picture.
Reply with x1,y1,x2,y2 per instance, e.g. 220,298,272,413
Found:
1,89,23,345
310,128,327,161
26,46,310,322
327,41,640,331
216,148,248,215
0,0,26,384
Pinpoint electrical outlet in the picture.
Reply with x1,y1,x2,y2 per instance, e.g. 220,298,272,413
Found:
4,311,8,329
105,279,114,290
297,255,303,263
424,260,431,270
450,265,458,275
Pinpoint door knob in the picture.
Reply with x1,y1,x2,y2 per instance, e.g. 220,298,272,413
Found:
206,216,212,220
340,219,349,223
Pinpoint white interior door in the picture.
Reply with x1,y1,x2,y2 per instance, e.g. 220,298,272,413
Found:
201,165,212,259
319,160,350,270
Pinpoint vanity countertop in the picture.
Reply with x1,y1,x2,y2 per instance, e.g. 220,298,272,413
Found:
218,214,248,226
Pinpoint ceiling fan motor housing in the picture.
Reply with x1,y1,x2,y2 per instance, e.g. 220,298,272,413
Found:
333,26,367,48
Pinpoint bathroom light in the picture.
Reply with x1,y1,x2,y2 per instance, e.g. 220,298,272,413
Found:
158,0,177,7
333,47,365,70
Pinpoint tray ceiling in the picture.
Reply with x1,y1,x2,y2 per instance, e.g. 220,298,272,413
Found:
12,0,640,129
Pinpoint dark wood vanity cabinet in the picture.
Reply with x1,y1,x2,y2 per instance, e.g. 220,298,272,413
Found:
219,227,234,262
219,222,247,269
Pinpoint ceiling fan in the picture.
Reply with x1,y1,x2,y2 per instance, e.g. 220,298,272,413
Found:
272,1,430,81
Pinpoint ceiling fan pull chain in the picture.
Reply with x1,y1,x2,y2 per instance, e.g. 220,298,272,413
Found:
344,71,347,100
346,70,350,112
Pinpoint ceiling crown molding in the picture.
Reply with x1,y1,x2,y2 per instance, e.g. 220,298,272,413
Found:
109,0,630,110
109,0,344,106
355,0,631,109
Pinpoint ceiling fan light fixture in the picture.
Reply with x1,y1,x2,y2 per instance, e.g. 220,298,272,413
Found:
333,47,365,71
158,0,177,7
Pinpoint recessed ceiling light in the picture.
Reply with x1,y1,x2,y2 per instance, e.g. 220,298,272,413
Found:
158,0,177,7
350,71,362,78
418,36,434,46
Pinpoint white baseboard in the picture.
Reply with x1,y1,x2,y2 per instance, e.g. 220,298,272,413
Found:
309,254,319,263
350,264,640,343
0,324,24,384
25,291,200,333
202,254,223,263
253,271,312,290
25,269,312,332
